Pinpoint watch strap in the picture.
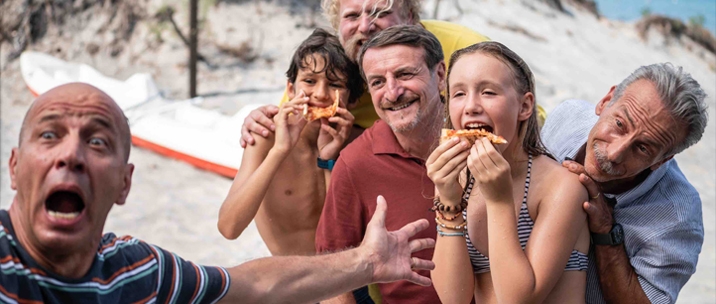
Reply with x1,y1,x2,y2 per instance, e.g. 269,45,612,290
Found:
317,158,336,171
591,223,624,246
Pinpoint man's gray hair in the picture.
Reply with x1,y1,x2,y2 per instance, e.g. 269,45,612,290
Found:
357,24,443,81
611,63,708,156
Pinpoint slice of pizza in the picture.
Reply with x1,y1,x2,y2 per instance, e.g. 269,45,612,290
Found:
303,90,340,121
440,128,508,145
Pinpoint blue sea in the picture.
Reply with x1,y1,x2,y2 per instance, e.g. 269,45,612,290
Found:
593,0,716,35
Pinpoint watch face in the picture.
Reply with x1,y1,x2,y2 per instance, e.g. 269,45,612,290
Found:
611,224,624,244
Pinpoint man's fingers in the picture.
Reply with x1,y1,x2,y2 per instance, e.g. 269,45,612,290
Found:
578,173,600,198
252,112,276,133
408,238,435,253
410,257,436,271
582,201,595,215
406,271,433,286
262,105,280,116
396,219,429,239
241,125,254,147
562,160,586,175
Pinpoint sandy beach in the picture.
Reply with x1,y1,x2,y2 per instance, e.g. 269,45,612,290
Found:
1,0,714,302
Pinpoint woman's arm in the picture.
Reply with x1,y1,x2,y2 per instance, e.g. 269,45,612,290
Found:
217,98,308,239
431,211,475,304
427,138,474,304
470,139,588,303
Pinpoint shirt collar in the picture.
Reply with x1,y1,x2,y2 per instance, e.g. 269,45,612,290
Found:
371,120,421,160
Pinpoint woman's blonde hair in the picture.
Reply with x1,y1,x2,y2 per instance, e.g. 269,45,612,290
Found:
445,41,550,158
322,0,422,30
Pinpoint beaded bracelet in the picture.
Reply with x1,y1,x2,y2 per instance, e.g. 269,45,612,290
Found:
435,217,468,230
436,225,465,237
429,197,468,214
436,210,461,221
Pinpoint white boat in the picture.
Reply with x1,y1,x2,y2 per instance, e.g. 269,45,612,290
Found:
20,51,263,178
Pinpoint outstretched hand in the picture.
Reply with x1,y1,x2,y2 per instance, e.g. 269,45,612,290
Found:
360,196,436,286
563,160,615,234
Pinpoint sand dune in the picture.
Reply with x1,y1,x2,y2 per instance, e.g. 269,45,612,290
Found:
0,0,713,302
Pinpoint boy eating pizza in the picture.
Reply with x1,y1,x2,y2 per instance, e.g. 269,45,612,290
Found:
217,28,363,255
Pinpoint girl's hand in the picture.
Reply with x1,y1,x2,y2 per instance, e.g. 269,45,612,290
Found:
467,137,513,205
273,91,309,154
318,107,355,160
426,137,470,206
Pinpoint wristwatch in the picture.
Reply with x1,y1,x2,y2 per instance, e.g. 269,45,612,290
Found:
591,223,624,246
317,158,336,171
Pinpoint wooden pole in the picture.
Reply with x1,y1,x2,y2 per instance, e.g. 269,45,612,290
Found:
189,0,198,98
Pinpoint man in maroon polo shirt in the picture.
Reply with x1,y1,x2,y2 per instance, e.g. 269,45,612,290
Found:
316,25,446,304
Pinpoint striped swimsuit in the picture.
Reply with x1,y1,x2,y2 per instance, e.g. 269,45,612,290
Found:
464,154,588,273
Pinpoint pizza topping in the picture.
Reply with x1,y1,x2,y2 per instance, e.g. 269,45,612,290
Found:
440,128,507,145
302,90,340,121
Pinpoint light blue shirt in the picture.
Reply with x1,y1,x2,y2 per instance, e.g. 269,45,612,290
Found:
541,99,704,304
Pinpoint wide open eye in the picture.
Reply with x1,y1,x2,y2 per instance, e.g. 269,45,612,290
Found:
41,131,57,140
88,137,107,147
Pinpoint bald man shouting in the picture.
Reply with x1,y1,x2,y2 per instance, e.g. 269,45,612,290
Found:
1,83,435,303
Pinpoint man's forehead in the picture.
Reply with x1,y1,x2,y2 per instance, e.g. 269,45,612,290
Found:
28,85,123,122
341,0,397,11
364,45,424,71
613,81,684,150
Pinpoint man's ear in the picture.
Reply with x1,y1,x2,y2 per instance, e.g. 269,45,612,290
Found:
650,155,673,171
596,85,617,116
116,163,134,206
518,92,535,122
9,148,18,190
435,61,447,92
286,80,296,100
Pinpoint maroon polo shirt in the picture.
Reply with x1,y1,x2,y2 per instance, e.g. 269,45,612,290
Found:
316,120,438,304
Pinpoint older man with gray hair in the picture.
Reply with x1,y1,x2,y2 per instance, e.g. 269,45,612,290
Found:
540,63,708,304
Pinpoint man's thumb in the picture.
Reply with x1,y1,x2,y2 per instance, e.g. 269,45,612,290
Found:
370,195,388,229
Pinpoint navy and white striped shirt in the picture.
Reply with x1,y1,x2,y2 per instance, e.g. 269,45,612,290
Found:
0,210,231,303
541,99,704,304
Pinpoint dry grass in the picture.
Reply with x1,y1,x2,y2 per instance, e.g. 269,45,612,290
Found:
636,15,716,54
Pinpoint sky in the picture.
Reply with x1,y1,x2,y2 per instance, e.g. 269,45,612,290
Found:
593,0,716,34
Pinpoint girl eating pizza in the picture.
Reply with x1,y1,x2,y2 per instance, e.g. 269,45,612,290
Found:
427,41,590,303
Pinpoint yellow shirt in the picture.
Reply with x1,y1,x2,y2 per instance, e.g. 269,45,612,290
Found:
280,20,545,128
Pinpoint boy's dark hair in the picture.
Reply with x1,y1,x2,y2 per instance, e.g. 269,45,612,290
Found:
286,28,364,105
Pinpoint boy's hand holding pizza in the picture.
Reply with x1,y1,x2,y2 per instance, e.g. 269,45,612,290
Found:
273,91,309,155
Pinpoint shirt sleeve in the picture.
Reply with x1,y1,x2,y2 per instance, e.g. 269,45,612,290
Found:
631,224,702,304
315,157,367,253
150,244,231,304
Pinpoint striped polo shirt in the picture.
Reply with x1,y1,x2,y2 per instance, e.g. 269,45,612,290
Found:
541,99,704,304
0,210,230,303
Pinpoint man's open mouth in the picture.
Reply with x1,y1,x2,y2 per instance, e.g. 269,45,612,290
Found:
387,99,417,111
45,190,85,220
464,122,494,133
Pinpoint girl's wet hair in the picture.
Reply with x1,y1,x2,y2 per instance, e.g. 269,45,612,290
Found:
286,28,364,104
445,41,550,158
